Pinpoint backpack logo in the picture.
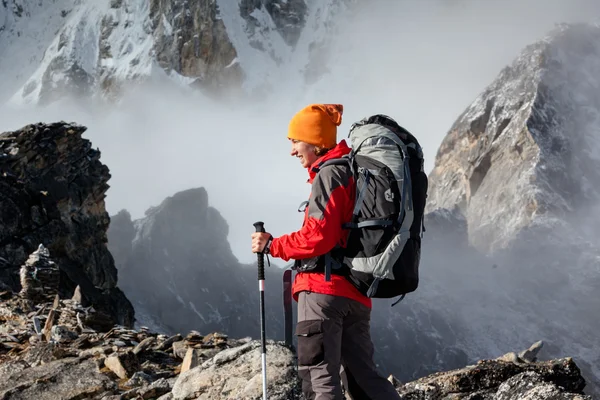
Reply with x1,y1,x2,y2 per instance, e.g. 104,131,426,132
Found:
384,188,394,202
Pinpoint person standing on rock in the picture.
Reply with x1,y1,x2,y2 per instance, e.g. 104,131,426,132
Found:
251,104,401,400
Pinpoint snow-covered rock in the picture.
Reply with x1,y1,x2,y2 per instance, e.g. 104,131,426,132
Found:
1,0,355,104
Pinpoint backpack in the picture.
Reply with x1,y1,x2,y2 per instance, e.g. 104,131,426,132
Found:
320,114,428,304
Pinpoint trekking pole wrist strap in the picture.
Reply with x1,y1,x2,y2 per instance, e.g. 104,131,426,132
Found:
263,236,273,255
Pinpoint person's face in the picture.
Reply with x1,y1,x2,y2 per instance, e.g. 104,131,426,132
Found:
290,139,318,168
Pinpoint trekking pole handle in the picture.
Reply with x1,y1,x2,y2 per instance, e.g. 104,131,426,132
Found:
254,221,266,281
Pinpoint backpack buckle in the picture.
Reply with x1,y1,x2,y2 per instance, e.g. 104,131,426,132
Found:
297,200,309,213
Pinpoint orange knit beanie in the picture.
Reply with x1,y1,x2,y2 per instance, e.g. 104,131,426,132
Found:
287,104,343,148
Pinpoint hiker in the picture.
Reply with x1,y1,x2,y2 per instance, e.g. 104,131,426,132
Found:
251,104,401,400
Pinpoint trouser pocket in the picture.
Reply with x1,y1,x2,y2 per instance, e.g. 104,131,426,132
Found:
296,319,324,366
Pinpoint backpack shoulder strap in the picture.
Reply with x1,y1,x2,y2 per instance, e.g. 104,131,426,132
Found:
312,156,351,173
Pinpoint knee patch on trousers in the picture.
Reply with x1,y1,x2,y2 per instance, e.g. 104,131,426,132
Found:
296,319,324,366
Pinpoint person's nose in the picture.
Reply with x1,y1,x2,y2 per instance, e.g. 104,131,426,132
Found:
290,143,298,156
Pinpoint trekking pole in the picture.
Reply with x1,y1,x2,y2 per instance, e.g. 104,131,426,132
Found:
253,221,268,400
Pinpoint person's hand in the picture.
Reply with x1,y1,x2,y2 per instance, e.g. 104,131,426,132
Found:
251,232,272,253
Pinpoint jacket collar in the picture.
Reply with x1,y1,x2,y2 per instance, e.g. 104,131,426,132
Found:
307,140,351,184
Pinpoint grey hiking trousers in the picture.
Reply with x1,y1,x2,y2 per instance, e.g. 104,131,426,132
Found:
296,291,401,400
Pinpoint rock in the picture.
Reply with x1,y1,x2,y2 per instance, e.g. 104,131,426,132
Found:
18,244,59,302
239,0,308,47
50,325,78,343
71,285,88,306
0,122,134,327
387,374,401,388
104,351,139,379
4,293,592,400
171,340,299,400
172,340,187,359
495,371,592,400
155,334,183,351
138,378,172,399
497,351,520,364
148,0,244,98
396,357,588,399
519,340,544,363
0,357,117,399
133,336,156,355
124,371,153,388
180,348,201,374
32,316,42,335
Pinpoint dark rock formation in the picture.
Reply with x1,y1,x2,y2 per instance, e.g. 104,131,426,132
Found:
0,122,134,327
107,187,285,341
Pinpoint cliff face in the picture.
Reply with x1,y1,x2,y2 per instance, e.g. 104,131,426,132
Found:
0,121,134,326
426,23,600,254
147,0,244,96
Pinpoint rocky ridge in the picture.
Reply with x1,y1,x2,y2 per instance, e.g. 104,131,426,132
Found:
0,263,592,399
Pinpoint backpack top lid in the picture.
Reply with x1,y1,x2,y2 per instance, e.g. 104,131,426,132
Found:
349,114,424,158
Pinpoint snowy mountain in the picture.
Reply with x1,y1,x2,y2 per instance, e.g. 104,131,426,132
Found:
0,0,354,105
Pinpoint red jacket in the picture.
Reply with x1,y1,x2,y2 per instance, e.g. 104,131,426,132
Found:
269,141,372,308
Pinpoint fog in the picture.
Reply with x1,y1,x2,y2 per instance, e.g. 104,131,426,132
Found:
1,0,599,265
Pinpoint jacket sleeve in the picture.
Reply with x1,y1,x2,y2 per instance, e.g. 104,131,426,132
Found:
269,166,352,262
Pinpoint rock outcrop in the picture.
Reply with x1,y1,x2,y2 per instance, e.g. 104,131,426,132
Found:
0,121,134,327
426,23,600,254
396,357,591,399
148,0,244,97
107,188,286,341
0,264,593,400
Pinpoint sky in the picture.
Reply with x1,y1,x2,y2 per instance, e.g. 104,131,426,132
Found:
1,0,600,265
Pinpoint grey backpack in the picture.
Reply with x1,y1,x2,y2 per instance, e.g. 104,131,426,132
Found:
321,115,428,304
